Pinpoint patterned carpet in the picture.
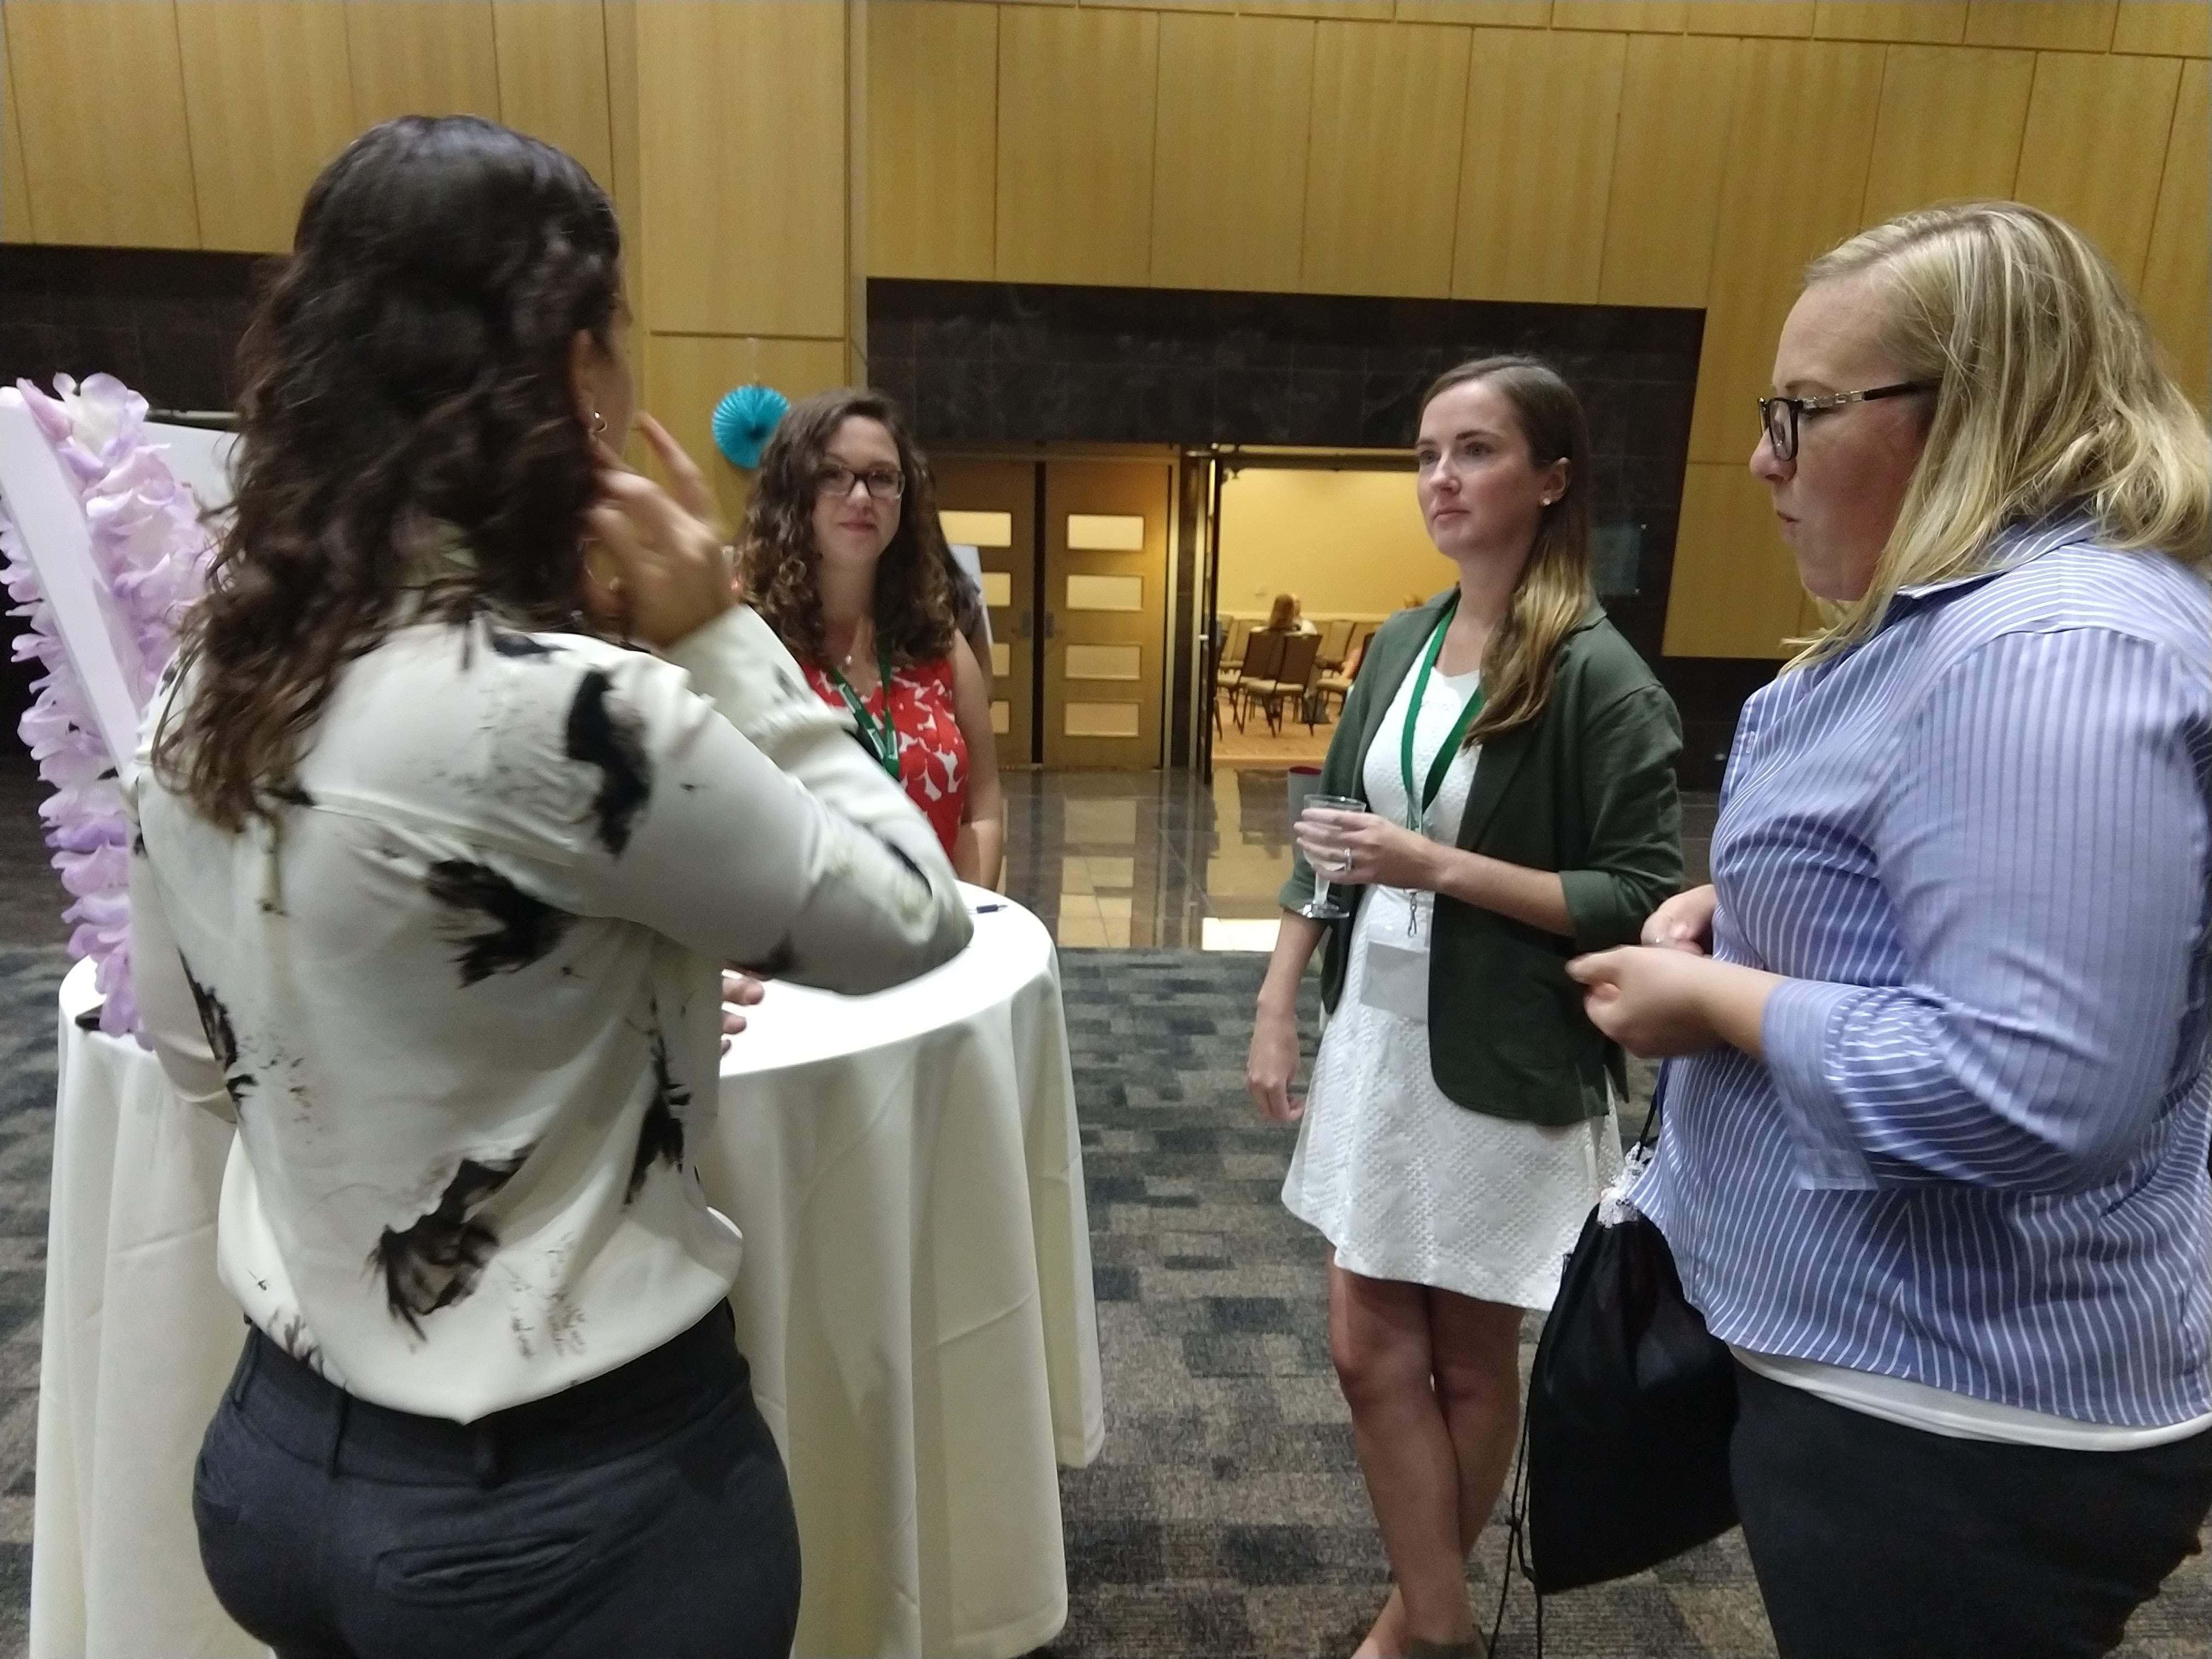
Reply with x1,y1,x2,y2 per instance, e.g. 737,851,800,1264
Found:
0,944,2203,1657
1045,950,2212,1659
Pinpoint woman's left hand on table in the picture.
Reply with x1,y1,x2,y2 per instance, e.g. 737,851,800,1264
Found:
720,969,766,1052
1295,808,1441,892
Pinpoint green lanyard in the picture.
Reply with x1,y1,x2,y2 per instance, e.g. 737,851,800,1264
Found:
1398,595,1485,832
827,641,902,781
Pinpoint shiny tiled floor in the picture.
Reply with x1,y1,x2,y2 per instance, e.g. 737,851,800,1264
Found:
1209,716,1332,768
1002,768,1717,950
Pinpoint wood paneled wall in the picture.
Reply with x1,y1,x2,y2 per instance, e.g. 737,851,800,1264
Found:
1300,19,1471,296
2141,57,2211,422
2,19,33,245
1,0,617,253
492,0,617,194
1596,34,1739,307
5,0,201,248
344,1,500,130
1150,10,1314,291
997,4,1162,285
637,2,851,338
870,1,1001,283
0,0,863,528
629,2,867,529
862,0,2209,660
177,3,357,253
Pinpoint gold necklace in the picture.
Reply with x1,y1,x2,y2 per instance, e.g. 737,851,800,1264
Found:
832,617,871,675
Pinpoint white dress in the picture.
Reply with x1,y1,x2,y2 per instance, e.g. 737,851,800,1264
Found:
1281,657,1623,1311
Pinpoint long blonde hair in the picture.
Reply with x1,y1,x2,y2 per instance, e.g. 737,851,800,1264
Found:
1419,357,1595,747
1792,201,2211,665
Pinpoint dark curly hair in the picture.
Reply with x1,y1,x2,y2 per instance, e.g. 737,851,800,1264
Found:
153,115,623,830
737,390,964,669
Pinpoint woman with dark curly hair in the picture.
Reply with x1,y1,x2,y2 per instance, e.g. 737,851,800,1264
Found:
126,116,969,1659
740,390,1006,888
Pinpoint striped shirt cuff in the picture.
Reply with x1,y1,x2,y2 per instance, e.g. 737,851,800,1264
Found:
1762,977,1879,1190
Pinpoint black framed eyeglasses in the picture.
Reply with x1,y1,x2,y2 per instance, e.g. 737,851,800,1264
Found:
1757,381,1937,462
815,464,905,501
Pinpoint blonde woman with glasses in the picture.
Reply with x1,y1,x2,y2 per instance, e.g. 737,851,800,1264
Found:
1572,202,2212,1657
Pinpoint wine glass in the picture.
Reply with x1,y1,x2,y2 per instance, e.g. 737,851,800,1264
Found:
1294,793,1364,921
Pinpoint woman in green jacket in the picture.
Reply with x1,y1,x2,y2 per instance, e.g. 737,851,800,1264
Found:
1245,357,1682,1658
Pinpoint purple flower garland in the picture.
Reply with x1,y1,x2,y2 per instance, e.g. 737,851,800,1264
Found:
0,375,215,1042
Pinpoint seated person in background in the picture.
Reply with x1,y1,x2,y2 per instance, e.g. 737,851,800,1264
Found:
130,115,971,1659
740,390,1006,890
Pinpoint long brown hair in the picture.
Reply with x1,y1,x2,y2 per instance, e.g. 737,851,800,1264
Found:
1419,356,1595,747
737,390,957,667
153,116,623,830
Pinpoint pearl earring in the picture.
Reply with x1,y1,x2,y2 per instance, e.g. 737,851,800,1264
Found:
589,409,607,438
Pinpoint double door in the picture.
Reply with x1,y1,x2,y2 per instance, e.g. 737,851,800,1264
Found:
932,455,1174,770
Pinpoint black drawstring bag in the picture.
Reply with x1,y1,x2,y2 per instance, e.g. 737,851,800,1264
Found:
1510,1064,1739,1607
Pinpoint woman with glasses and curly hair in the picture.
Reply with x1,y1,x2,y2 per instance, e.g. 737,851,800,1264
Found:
128,116,969,1659
740,391,1006,888
1572,201,2212,1658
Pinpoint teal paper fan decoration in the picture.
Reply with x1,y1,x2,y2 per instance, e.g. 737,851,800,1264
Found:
711,385,789,470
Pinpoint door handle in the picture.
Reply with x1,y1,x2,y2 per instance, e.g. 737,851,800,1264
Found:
1042,611,1058,641
1016,609,1032,640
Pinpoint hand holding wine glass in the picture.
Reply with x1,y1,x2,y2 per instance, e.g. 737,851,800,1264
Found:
1294,793,1364,920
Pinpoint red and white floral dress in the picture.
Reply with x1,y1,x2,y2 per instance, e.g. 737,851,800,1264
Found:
803,656,968,858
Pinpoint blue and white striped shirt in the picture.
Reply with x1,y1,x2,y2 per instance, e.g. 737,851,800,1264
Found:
1634,516,2212,1427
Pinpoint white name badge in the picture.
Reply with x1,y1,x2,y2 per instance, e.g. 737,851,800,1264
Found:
1357,886,1431,1022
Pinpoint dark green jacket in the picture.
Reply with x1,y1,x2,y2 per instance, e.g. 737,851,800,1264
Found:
1279,591,1683,1127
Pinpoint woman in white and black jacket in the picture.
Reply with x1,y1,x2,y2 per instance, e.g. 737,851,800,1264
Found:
129,115,969,1659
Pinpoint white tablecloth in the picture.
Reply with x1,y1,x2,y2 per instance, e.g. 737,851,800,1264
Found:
32,960,263,1659
32,891,1103,1659
710,894,1103,1657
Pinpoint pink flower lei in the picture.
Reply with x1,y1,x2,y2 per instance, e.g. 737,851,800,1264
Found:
0,375,216,1043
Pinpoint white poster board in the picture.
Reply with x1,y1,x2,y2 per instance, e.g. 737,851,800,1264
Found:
145,421,239,519
0,390,146,782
